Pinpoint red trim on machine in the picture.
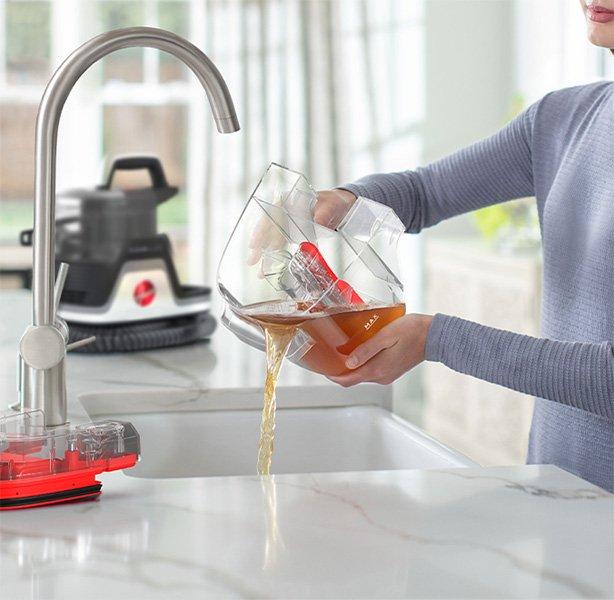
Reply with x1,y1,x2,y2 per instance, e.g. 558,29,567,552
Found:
0,451,138,510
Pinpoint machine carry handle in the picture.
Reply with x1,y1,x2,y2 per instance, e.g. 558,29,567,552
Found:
103,156,169,190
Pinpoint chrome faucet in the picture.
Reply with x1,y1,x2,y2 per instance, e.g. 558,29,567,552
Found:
17,27,240,426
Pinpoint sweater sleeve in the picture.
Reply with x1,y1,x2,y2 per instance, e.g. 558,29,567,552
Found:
425,314,614,420
341,103,537,232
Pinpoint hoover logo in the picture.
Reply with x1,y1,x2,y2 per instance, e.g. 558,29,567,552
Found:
133,280,156,307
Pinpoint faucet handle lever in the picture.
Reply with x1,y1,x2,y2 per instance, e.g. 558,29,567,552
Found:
54,262,69,316
52,262,95,352
66,336,96,352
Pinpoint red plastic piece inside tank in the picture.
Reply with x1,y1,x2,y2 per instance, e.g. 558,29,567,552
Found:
298,241,363,305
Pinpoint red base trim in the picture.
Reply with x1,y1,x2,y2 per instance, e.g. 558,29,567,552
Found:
0,452,137,510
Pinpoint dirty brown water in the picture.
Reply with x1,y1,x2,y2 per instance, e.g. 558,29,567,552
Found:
245,301,405,474
257,324,297,475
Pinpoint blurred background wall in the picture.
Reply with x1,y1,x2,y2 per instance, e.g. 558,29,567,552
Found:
1,0,612,465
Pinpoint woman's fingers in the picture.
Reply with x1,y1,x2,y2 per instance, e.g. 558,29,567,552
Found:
328,314,433,388
329,351,396,387
247,216,287,266
345,328,398,369
246,216,271,265
328,373,362,387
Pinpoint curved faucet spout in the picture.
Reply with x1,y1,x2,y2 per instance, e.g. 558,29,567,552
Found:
34,26,240,327
22,27,239,425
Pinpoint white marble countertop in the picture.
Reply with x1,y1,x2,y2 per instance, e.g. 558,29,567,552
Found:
1,291,613,598
1,465,612,599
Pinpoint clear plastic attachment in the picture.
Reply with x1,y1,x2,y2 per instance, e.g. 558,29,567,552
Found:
0,410,140,508
217,163,406,376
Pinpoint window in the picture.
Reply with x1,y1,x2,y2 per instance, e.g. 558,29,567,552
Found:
0,0,426,288
0,0,197,278
514,0,609,104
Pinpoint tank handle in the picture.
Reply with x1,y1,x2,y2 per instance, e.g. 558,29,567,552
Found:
103,155,169,190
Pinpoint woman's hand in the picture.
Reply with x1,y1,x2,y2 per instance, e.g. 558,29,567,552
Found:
329,314,434,387
314,189,357,228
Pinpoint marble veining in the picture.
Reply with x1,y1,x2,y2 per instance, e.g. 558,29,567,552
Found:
1,466,612,599
269,473,610,598
128,351,208,390
443,469,612,500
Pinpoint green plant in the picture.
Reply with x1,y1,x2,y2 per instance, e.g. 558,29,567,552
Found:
473,94,536,243
474,202,512,240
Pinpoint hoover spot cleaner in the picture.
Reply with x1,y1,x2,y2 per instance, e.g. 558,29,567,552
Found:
0,411,140,510
21,156,216,353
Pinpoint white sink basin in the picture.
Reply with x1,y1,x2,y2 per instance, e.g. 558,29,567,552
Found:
80,386,475,478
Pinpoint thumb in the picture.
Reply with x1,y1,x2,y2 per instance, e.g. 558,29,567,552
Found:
345,329,397,369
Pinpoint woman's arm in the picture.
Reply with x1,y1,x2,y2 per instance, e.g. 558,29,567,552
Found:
341,104,537,232
330,314,613,421
428,315,613,420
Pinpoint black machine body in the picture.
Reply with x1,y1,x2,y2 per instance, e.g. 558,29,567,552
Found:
21,156,216,352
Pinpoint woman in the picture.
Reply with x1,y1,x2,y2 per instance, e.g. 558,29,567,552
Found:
317,0,614,492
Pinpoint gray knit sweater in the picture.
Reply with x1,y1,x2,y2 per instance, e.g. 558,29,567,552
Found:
343,82,614,492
